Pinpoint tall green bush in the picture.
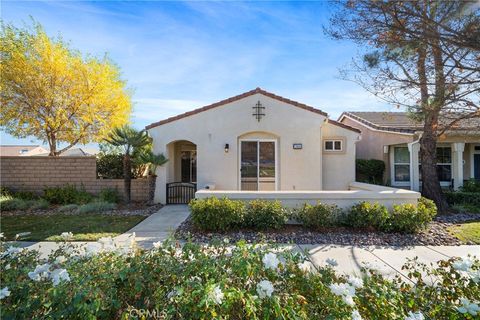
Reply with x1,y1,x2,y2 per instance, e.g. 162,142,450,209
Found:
244,200,287,230
385,198,436,233
297,202,342,228
346,202,389,229
189,197,245,231
356,159,385,185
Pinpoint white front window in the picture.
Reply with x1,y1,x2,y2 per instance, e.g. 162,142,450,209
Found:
324,139,343,151
393,146,410,183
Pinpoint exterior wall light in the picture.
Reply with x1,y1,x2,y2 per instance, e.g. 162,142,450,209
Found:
225,143,229,153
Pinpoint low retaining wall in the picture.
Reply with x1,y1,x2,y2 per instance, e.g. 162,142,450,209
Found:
195,182,420,209
0,156,150,202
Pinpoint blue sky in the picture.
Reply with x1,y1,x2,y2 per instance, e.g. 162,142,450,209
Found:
2,1,394,148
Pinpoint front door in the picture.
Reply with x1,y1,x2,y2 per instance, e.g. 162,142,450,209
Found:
240,140,276,190
474,154,480,180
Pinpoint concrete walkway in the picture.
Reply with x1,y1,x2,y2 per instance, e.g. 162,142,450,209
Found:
116,204,190,247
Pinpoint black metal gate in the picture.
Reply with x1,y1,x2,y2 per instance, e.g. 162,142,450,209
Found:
166,182,197,204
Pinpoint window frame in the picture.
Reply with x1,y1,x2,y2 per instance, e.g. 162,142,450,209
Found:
391,146,411,186
323,137,345,153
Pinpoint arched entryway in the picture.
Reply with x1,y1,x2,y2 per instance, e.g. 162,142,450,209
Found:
165,140,197,204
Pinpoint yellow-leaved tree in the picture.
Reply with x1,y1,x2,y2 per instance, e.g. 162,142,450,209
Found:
0,21,131,155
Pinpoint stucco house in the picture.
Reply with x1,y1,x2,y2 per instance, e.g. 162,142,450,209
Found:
338,112,480,191
147,88,364,204
0,145,48,156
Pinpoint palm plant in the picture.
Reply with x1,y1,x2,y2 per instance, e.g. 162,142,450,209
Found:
105,125,151,203
139,150,168,204
139,150,168,176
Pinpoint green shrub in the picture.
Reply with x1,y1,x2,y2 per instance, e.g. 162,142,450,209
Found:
76,201,116,214
43,185,93,205
13,191,39,200
356,159,385,185
30,199,49,210
57,204,80,213
189,197,245,231
452,204,480,214
460,179,480,193
346,202,389,229
98,188,121,203
1,240,479,319
244,200,287,229
0,186,12,197
0,198,31,211
444,191,480,207
384,198,437,233
96,153,146,179
297,202,342,228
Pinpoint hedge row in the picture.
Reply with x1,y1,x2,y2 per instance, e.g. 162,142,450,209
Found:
189,197,437,234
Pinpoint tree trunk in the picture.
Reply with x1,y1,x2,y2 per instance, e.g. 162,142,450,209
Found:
148,175,156,205
48,132,57,156
420,118,449,214
123,153,132,203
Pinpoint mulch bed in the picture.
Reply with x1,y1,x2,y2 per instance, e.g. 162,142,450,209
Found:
175,213,480,246
2,203,163,217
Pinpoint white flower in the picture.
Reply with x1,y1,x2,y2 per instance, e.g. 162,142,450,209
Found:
256,280,274,299
60,232,73,240
5,264,11,270
298,261,313,273
329,282,356,306
0,287,10,300
0,232,4,239
28,263,51,281
467,269,480,283
452,256,474,272
167,289,177,299
84,243,101,256
348,275,364,289
50,268,70,286
352,309,362,320
54,256,67,264
262,253,280,271
326,258,338,267
223,238,229,244
152,241,162,249
2,246,23,257
457,298,480,316
404,311,425,320
207,285,224,305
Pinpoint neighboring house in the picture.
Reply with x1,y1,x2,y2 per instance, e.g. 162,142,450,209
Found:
338,112,480,191
0,145,49,156
147,88,361,204
35,147,99,157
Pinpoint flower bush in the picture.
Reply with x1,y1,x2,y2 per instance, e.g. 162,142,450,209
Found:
1,237,479,319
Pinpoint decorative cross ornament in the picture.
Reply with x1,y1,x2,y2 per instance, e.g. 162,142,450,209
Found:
252,100,265,122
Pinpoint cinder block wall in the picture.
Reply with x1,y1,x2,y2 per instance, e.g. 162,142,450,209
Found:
0,156,150,202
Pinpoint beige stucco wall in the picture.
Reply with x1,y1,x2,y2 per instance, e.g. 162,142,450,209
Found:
196,182,420,210
148,93,359,203
340,117,414,161
321,121,360,190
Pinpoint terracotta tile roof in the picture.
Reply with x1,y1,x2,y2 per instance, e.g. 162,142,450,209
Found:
327,119,361,133
340,111,480,134
146,88,336,130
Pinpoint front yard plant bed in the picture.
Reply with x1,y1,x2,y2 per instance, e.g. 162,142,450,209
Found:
176,216,474,246
1,239,479,319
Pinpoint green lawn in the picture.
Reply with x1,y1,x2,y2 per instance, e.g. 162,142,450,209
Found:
0,214,146,241
448,222,480,244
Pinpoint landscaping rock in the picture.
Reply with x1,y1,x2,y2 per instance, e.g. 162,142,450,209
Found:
175,214,479,246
